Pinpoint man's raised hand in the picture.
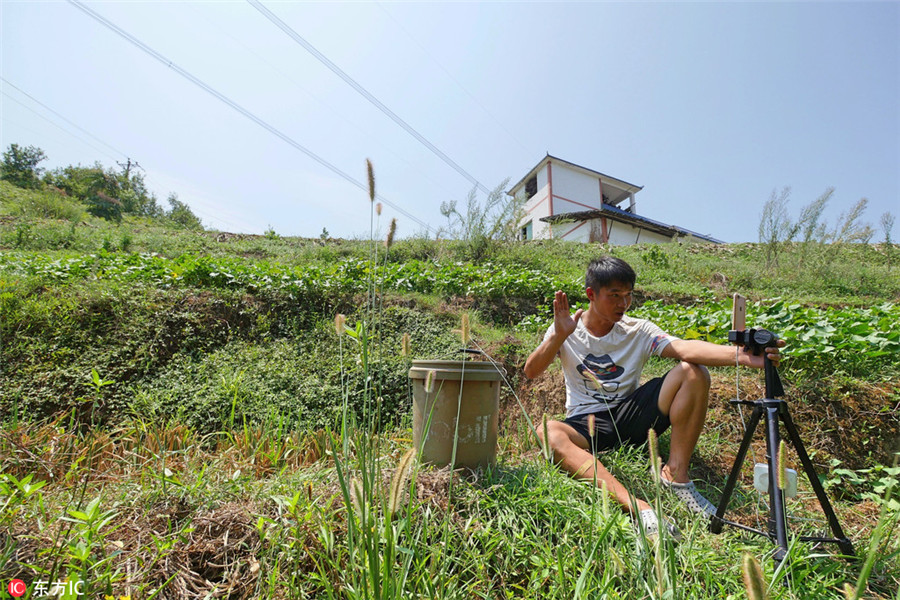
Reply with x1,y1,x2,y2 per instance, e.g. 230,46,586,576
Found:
523,290,582,378
553,291,583,339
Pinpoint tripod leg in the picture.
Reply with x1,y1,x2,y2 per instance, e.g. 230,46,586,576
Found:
764,404,790,563
711,405,763,534
780,409,855,556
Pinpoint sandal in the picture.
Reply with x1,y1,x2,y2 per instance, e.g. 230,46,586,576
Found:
638,508,681,542
659,472,717,518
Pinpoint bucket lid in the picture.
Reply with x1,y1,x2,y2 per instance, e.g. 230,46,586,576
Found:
409,359,505,381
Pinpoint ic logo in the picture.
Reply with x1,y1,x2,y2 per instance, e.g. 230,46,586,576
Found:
7,579,26,598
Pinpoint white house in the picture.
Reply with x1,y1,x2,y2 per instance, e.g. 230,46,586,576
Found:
510,155,721,244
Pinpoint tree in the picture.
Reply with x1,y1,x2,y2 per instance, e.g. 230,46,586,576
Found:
1,143,47,189
880,211,895,270
118,170,163,218
759,186,875,270
166,193,203,229
758,187,798,267
45,162,164,218
439,178,523,259
827,197,872,245
44,163,116,200
78,167,125,223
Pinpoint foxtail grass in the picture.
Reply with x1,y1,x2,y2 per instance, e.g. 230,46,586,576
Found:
385,217,397,249
388,448,416,518
777,439,788,491
316,160,440,598
401,332,410,359
460,312,470,346
648,428,661,482
742,553,768,600
542,414,552,462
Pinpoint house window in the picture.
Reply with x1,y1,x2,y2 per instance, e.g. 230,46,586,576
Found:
520,220,533,240
525,176,537,197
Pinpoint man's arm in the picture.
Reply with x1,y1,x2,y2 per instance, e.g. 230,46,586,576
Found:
661,338,784,369
524,291,583,379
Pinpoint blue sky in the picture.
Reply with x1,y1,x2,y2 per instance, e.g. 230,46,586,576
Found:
1,1,897,242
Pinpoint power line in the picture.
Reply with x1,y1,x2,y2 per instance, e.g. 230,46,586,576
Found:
1,90,121,162
66,0,436,235
375,1,531,155
1,81,252,233
183,2,456,201
247,0,491,196
182,3,454,207
1,77,129,159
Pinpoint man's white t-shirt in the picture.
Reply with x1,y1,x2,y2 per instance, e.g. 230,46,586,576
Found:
543,315,678,418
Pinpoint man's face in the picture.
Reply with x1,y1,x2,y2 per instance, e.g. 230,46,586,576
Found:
587,281,633,323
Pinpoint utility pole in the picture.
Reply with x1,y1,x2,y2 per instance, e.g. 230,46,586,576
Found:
116,158,143,185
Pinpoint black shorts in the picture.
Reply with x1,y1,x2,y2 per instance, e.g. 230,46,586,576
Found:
562,373,671,452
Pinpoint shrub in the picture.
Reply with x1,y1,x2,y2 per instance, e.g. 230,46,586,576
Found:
1,143,46,189
86,192,122,223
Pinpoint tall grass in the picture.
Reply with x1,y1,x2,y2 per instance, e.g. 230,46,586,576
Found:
315,161,434,598
2,413,896,597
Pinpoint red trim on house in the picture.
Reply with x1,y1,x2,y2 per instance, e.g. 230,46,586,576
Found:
601,217,609,244
550,193,597,212
547,161,554,239
525,194,548,214
560,220,587,240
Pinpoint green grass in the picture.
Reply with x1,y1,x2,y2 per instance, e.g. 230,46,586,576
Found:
2,183,899,598
3,418,896,599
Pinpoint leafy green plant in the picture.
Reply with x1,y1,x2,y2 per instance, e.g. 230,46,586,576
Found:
80,368,115,427
0,473,47,525
844,455,900,599
13,222,31,248
61,495,119,597
823,459,900,507
631,297,900,377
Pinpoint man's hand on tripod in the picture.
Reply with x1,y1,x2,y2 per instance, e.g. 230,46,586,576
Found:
662,338,786,369
741,339,786,369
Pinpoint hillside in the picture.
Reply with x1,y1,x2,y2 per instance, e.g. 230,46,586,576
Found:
1,184,899,599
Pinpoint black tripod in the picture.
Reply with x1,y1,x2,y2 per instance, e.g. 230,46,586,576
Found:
709,328,854,563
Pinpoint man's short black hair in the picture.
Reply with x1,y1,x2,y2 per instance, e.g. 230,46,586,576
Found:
586,256,636,291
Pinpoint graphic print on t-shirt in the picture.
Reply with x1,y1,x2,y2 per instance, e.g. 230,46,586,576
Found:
577,353,625,398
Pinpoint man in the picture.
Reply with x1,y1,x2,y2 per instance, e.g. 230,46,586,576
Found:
524,256,783,538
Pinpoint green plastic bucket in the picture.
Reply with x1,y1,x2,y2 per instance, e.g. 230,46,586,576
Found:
409,359,504,470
